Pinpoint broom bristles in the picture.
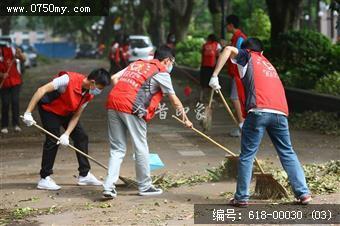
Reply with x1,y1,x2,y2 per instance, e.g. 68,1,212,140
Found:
202,107,212,131
253,173,289,200
223,156,239,180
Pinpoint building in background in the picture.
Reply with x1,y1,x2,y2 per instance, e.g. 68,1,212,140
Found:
10,30,67,46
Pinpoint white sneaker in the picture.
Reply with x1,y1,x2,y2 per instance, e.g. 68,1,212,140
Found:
1,128,8,134
77,172,102,186
229,128,241,137
14,125,22,132
37,176,61,190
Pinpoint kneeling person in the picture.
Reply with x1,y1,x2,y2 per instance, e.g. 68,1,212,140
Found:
103,45,192,198
22,68,111,190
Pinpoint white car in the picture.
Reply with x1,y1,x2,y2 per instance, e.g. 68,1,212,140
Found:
128,35,154,62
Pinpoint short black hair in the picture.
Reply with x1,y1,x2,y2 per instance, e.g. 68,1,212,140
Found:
241,38,263,52
226,15,240,28
207,34,219,42
154,45,175,61
88,68,110,86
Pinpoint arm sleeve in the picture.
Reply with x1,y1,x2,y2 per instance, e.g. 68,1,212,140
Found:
152,72,176,95
236,37,245,49
231,49,250,67
217,43,222,51
52,74,70,91
115,68,127,78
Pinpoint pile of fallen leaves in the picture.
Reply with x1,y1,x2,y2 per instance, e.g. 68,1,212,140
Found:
152,174,210,190
153,160,340,196
289,111,340,136
271,160,340,195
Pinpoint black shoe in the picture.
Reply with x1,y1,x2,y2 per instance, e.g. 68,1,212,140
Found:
229,198,249,208
139,186,163,196
102,188,117,199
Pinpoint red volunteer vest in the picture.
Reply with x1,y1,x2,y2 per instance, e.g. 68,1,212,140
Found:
242,51,289,116
226,29,247,117
201,41,219,67
227,29,247,77
106,59,167,122
41,71,94,116
0,46,22,88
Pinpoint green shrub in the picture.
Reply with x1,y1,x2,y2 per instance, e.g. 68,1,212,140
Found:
245,8,271,40
315,71,340,96
289,111,340,136
270,30,335,89
176,36,204,68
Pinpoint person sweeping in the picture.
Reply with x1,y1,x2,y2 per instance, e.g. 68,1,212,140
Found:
22,68,111,190
209,38,311,207
103,45,192,198
225,15,247,137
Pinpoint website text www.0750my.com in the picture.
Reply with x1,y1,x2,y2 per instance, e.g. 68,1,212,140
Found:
5,3,91,15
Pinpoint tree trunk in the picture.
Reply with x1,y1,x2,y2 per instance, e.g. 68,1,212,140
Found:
266,0,303,40
167,0,195,42
0,16,12,35
98,15,115,45
146,0,165,47
131,0,147,35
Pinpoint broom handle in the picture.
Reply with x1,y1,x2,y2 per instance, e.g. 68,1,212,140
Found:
208,89,214,108
0,59,15,88
217,89,239,127
172,115,237,157
216,90,266,174
20,116,108,170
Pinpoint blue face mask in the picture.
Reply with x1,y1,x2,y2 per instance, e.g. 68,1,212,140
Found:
89,87,102,96
167,64,173,73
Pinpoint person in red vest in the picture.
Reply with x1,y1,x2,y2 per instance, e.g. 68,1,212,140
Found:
22,68,111,190
199,34,221,101
225,15,247,137
108,39,120,74
0,42,25,134
119,35,130,68
103,45,192,198
209,38,311,206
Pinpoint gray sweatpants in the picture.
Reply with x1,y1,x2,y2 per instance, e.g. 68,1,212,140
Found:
103,110,152,192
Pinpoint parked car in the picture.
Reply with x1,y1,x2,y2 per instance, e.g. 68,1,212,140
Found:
0,36,13,46
128,35,154,62
75,44,100,59
20,45,38,68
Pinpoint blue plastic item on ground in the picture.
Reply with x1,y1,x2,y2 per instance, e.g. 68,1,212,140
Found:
149,153,165,171
133,153,165,171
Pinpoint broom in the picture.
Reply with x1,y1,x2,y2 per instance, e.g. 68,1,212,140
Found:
172,115,239,179
201,89,214,131
20,116,138,188
216,90,289,199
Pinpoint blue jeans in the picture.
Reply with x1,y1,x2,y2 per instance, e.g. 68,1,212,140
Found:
235,112,310,201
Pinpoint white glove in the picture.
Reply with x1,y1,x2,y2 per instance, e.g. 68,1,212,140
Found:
209,76,221,90
23,112,36,126
239,122,244,129
57,133,69,146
